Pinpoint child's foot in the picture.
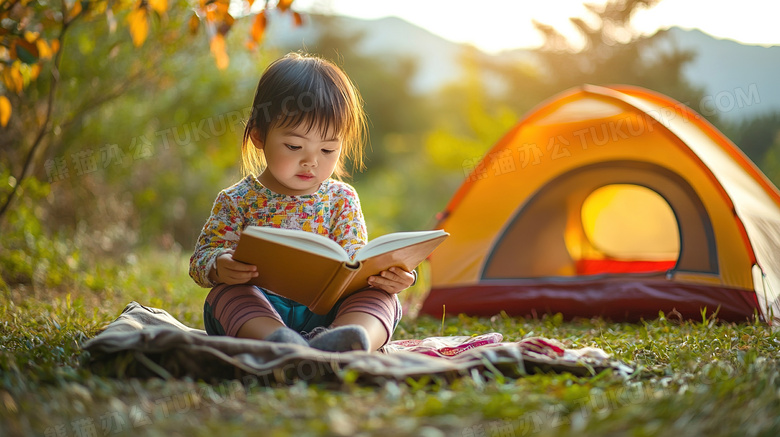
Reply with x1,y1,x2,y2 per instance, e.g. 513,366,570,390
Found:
306,325,370,352
265,327,309,347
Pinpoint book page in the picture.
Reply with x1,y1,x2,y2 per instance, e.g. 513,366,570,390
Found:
356,230,449,262
343,232,449,296
242,226,349,262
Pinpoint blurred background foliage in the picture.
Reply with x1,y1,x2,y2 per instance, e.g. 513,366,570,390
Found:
1,0,779,300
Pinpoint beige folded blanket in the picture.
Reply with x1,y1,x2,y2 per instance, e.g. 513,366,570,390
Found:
81,302,630,385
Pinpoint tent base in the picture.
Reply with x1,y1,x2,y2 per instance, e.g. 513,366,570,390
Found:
420,279,761,323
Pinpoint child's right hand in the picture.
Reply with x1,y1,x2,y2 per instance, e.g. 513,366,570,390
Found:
213,249,259,285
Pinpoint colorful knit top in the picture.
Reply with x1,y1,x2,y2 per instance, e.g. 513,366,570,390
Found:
189,175,367,288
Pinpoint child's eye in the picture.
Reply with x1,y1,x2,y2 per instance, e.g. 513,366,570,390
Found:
321,149,336,155
285,144,301,151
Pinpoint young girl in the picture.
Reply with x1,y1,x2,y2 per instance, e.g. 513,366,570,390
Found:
189,52,415,352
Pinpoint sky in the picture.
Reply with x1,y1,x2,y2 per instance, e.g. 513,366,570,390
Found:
293,0,780,53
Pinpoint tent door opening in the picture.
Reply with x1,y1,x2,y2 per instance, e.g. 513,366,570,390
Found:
481,161,718,280
571,184,679,275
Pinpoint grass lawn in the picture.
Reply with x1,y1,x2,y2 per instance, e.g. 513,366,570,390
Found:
1,249,779,436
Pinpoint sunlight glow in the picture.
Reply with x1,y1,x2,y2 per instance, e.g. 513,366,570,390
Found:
294,0,780,53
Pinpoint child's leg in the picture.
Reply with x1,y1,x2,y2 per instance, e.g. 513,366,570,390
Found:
205,284,286,340
331,289,401,350
236,316,286,340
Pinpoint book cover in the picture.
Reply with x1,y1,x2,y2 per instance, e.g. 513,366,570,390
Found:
232,226,449,314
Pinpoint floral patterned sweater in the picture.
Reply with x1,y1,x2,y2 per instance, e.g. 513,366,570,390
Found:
189,175,367,288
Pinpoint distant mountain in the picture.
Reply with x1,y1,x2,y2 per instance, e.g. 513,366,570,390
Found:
337,16,470,92
263,13,780,120
659,27,780,120
263,13,472,92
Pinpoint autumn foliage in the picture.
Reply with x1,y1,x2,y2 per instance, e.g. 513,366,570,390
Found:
0,0,302,127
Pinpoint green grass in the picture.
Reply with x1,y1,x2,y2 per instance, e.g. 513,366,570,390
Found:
1,249,779,436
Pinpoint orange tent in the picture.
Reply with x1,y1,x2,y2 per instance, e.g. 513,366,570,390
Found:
421,85,780,324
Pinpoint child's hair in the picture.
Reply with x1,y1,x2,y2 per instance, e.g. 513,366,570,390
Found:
241,52,367,178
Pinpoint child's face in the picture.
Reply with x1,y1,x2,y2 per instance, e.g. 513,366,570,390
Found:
252,122,342,196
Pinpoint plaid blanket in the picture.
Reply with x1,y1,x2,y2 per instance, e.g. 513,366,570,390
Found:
81,302,631,386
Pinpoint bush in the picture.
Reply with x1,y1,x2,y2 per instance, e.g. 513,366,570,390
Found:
0,170,82,291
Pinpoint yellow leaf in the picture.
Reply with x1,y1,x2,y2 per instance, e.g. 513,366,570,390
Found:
218,13,234,36
50,39,60,54
2,62,24,93
0,95,11,127
30,64,41,81
36,39,53,60
188,12,200,35
148,0,168,15
127,8,149,47
68,0,82,20
209,34,229,70
250,10,266,44
216,0,230,15
91,1,108,16
24,31,39,43
277,0,293,12
204,4,217,22
205,0,227,19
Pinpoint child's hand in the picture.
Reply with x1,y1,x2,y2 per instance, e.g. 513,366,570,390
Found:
367,267,415,294
214,249,259,285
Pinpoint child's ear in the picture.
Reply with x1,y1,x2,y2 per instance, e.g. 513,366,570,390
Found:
249,127,264,150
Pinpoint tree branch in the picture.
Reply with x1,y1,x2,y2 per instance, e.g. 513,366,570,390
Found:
0,9,73,222
45,66,159,158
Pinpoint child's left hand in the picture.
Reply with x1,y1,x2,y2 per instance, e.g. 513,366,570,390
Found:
367,267,416,294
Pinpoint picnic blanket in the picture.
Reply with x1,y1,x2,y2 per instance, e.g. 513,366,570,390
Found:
81,302,632,386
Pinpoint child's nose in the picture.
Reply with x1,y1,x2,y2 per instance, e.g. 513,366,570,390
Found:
301,151,318,167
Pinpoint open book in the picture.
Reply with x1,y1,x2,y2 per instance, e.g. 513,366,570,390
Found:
232,226,449,314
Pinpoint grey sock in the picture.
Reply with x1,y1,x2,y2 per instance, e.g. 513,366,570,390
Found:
307,325,370,352
265,327,309,347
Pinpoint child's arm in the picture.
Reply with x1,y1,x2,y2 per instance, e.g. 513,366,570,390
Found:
367,267,416,294
189,191,243,287
329,183,369,258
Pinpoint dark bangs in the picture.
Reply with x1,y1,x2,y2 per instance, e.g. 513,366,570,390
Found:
241,53,366,177
246,55,357,142
273,65,351,140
